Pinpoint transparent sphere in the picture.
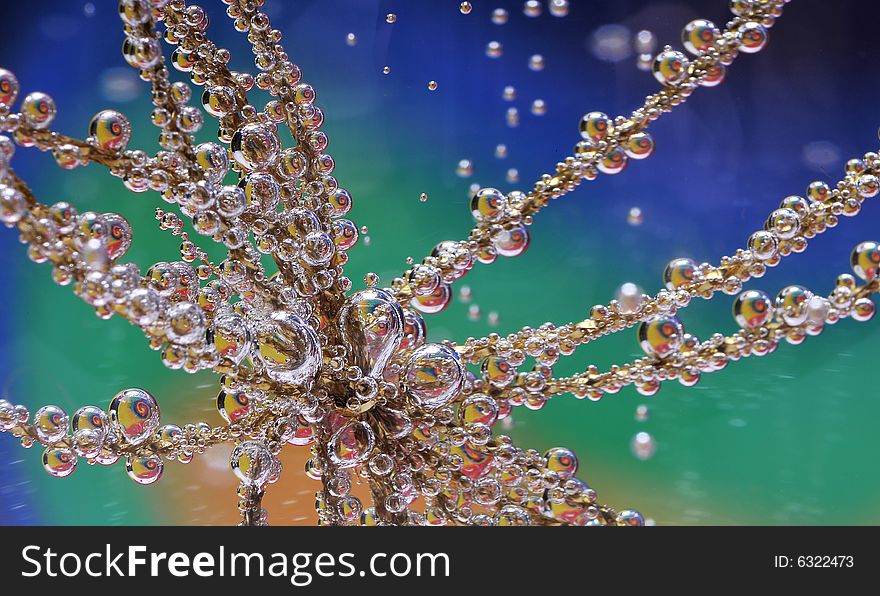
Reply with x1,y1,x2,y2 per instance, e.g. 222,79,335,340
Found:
21,92,57,129
544,447,578,479
34,405,69,444
458,394,498,427
402,343,465,409
0,68,20,108
194,142,231,182
254,311,321,386
166,302,206,345
329,421,375,468
470,187,507,222
663,257,698,290
652,49,690,85
578,111,611,142
230,122,280,170
126,454,164,485
109,387,160,446
72,405,109,436
851,241,880,281
42,447,77,478
638,315,685,359
88,110,131,151
733,289,774,328
737,22,768,54
616,509,645,526
230,440,273,486
682,19,719,55
775,285,813,326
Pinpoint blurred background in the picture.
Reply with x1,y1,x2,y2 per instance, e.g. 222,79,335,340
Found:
1,0,879,525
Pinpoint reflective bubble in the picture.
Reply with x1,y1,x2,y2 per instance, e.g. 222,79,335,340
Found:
663,257,697,290
494,224,530,257
329,421,375,468
72,405,108,436
166,302,206,345
459,394,498,427
748,230,777,261
231,440,272,486
682,19,719,54
631,431,656,460
470,187,507,222
410,283,451,314
277,147,307,180
126,454,164,485
0,68,19,108
301,231,335,266
624,132,654,159
88,109,131,151
733,289,774,328
482,356,515,388
400,308,427,352
767,208,800,239
289,415,315,446
241,171,280,212
195,142,230,181
211,314,251,364
158,424,181,444
255,311,322,386
109,388,160,446
652,49,690,85
402,343,465,409
42,447,77,478
737,22,768,53
338,288,405,377
72,428,103,459
598,146,628,174
329,187,353,216
122,36,161,69
34,405,69,443
230,122,280,170
201,85,236,117
852,297,876,322
699,63,726,87
217,390,250,423
332,219,359,251
216,186,247,218
579,111,612,142
851,241,880,281
616,509,645,526
544,447,578,479
0,187,26,225
638,315,684,359
775,285,813,326
21,92,57,129
806,180,831,203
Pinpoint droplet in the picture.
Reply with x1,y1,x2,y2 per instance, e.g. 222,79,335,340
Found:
72,405,109,436
531,99,546,115
502,85,516,100
332,219,359,251
624,132,654,159
631,432,656,460
386,13,397,23
329,421,375,468
230,122,280,170
481,356,515,387
400,308,427,352
627,206,644,226
34,405,69,444
635,404,650,422
21,92,57,129
617,509,645,526
428,80,439,91
775,285,812,326
459,394,499,427
126,454,164,485
88,110,131,151
496,504,531,525
345,32,357,46
382,65,391,75
411,283,451,314
217,390,250,423
42,447,77,478
419,192,428,202
528,54,545,71
0,68,20,108
255,311,322,386
456,159,474,177
851,241,880,281
288,415,315,446
230,440,273,486
460,2,472,15
486,41,503,58
523,0,541,17
637,315,684,359
682,19,719,55
109,388,160,445
733,289,774,328
663,257,697,290
471,187,507,222
210,314,252,364
492,8,509,25
545,447,578,479
338,288,405,377
487,311,500,326
579,111,612,142
652,48,690,85
468,303,481,321
402,343,465,409
549,0,570,17
494,224,530,257
166,302,206,345
615,282,644,314
737,22,768,53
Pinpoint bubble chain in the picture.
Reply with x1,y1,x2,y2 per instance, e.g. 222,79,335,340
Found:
0,0,877,527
